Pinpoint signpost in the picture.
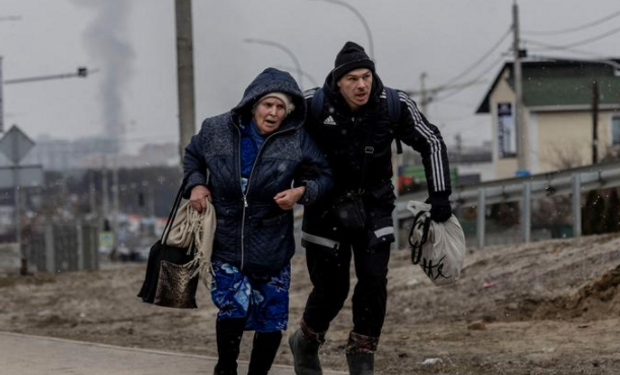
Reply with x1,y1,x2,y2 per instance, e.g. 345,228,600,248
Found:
0,125,43,271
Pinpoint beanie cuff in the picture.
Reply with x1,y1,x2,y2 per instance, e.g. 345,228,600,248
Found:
332,58,375,83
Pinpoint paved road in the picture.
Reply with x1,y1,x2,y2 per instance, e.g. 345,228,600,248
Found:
0,331,346,375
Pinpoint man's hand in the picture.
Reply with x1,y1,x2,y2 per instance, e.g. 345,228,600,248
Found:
427,196,452,223
274,186,305,210
189,185,211,213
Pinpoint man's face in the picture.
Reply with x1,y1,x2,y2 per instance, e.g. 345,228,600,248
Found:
253,97,287,135
337,68,373,111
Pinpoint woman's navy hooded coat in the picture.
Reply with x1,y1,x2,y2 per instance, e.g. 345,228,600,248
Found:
183,68,332,275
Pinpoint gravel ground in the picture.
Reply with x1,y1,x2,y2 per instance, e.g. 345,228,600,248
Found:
2,233,620,374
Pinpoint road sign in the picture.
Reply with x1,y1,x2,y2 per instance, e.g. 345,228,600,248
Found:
0,125,35,164
0,165,43,188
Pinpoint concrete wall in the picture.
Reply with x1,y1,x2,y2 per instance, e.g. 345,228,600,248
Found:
536,111,615,172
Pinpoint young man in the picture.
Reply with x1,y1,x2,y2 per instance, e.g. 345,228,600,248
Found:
289,42,452,375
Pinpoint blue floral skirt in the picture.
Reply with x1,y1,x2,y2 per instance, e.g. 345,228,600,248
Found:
210,260,291,332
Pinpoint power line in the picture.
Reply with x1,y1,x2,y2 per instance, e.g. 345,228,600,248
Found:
526,24,620,50
438,27,511,89
523,8,620,36
433,54,506,103
524,39,614,58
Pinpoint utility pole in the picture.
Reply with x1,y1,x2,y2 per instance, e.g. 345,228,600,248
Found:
101,156,109,221
112,159,120,245
175,0,196,164
89,169,97,215
455,133,463,164
513,1,528,174
1,56,4,133
592,80,599,164
148,185,156,218
419,72,429,114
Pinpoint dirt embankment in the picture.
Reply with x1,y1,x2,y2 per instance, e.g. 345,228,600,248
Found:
2,233,620,374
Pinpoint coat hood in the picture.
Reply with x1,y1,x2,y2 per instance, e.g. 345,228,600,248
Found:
232,67,306,130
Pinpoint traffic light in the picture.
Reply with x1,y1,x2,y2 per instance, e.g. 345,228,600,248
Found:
77,67,88,77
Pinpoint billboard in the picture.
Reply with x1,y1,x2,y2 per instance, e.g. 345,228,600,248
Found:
497,102,516,158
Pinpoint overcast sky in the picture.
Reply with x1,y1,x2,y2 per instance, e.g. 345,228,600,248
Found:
1,0,620,152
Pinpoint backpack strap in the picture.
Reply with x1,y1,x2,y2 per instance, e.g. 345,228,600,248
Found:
310,88,324,120
310,86,403,156
385,87,403,155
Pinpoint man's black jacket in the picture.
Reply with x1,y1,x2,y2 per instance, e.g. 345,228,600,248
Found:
303,72,451,205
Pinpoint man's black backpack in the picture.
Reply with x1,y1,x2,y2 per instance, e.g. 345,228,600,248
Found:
308,87,403,154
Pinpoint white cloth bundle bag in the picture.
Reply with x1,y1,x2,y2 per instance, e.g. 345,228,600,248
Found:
163,198,216,288
406,201,466,286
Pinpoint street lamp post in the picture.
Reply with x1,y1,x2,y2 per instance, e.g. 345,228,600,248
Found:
274,65,319,88
312,0,374,59
0,16,22,22
244,38,304,90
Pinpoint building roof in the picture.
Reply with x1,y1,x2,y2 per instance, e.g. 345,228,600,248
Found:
476,59,620,114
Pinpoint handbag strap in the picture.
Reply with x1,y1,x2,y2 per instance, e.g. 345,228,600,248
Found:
161,179,187,244
408,210,431,265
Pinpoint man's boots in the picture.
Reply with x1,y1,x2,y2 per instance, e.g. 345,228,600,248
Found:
346,352,374,375
288,321,325,375
345,332,379,375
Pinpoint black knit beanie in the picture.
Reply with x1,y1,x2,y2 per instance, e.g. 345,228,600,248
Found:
332,41,375,83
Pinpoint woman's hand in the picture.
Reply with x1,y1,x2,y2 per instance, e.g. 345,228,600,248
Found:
189,185,211,213
274,186,305,210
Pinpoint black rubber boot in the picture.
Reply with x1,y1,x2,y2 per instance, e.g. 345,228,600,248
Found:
346,352,374,375
247,331,283,375
288,324,324,375
213,318,245,375
345,332,378,375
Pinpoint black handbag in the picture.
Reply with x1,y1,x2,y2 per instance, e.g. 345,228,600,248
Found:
137,180,199,309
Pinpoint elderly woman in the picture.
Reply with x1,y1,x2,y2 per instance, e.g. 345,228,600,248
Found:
183,67,332,375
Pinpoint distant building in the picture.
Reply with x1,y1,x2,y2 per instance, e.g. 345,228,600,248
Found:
0,135,179,170
477,59,620,179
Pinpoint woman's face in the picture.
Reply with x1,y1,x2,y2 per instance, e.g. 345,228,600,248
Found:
253,97,287,135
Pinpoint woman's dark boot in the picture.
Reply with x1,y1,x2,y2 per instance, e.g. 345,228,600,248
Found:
247,331,283,375
345,332,378,375
288,320,325,375
213,318,245,375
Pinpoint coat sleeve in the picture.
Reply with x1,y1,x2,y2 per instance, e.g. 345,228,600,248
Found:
393,90,452,199
294,129,333,205
182,120,209,199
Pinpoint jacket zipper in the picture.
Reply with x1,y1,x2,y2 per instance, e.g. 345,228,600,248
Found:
236,123,295,272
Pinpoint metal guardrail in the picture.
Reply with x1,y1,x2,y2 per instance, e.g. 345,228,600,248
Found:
395,160,620,247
